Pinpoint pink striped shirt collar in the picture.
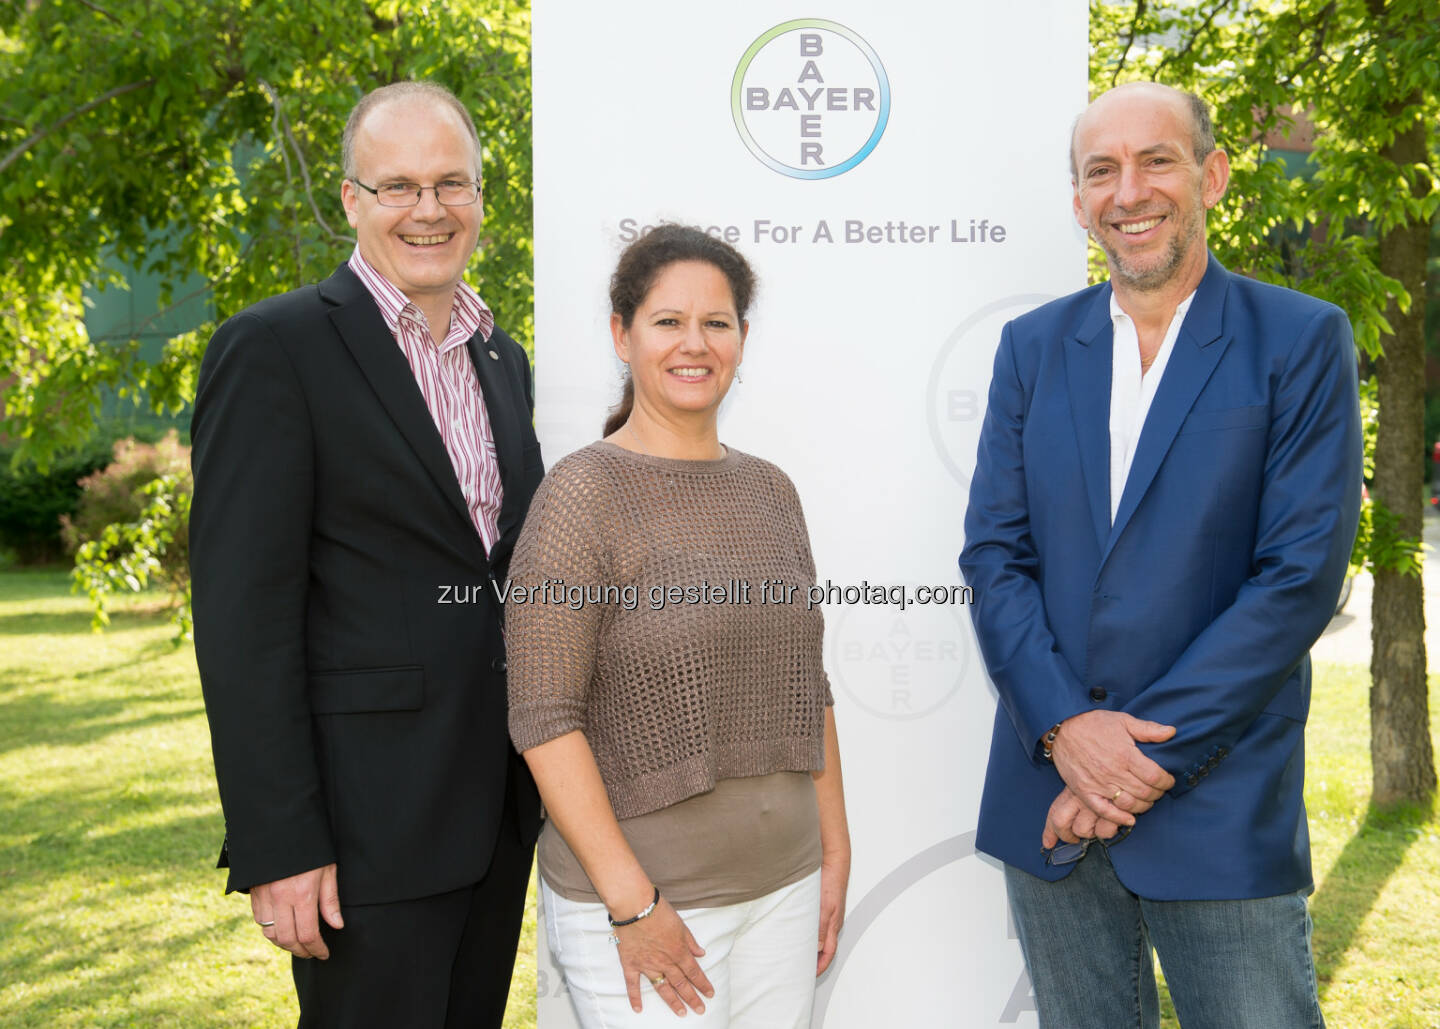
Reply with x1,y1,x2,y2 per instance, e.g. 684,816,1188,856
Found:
346,247,494,344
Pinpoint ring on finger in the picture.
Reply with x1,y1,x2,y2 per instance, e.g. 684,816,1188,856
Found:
650,974,666,987
1110,788,1123,802
257,920,276,928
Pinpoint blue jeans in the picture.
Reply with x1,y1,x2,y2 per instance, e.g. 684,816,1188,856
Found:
1005,847,1325,1029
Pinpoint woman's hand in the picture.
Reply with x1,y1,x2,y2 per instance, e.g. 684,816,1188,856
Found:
524,733,711,1013
613,896,714,1015
817,854,849,975
814,708,850,976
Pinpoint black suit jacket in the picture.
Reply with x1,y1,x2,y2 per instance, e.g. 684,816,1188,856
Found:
190,264,542,905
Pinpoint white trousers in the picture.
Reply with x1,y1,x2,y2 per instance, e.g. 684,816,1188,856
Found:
541,870,822,1028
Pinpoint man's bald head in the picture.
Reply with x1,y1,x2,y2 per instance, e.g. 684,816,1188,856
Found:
342,81,482,182
1069,82,1215,181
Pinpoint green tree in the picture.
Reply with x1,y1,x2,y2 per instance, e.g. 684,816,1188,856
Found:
0,0,534,465
1,0,532,638
1090,0,1438,806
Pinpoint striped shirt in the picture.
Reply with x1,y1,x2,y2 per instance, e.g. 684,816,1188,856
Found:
348,248,504,554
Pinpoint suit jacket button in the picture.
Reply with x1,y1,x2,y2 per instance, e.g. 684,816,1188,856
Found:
1088,687,1107,702
1187,774,1199,787
1217,746,1229,758
491,657,508,672
1198,765,1209,777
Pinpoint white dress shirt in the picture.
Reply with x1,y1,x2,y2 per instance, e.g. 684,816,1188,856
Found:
1108,289,1196,525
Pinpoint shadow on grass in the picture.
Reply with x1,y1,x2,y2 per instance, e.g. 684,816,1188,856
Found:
0,807,286,1028
0,793,220,873
5,887,277,1028
0,567,179,637
4,631,177,676
1311,801,1432,1002
0,664,202,755
0,601,177,637
5,913,268,1029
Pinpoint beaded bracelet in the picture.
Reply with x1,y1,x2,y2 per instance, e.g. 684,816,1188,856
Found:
1041,723,1062,762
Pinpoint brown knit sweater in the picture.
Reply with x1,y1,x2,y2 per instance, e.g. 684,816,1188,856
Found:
506,441,832,820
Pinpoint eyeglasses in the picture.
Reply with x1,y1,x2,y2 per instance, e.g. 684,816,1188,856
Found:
1042,823,1132,867
351,179,480,208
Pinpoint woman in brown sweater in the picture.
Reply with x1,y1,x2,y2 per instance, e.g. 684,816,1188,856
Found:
506,225,849,1027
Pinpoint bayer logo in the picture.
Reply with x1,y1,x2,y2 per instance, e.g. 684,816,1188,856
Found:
926,295,1056,489
829,587,972,721
731,19,890,180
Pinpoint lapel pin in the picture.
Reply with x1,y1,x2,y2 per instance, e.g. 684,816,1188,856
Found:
488,350,500,360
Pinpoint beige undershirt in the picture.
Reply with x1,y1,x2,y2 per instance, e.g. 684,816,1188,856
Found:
539,771,821,909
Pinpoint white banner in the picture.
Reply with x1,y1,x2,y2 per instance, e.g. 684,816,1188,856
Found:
531,3,1087,1024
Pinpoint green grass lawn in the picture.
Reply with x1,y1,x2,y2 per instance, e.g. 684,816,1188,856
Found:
0,568,1436,1027
1303,663,1440,1029
0,569,536,1028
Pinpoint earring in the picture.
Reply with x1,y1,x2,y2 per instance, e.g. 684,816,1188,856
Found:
735,367,744,384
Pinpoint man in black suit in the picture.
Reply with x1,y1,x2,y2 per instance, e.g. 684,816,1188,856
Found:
190,80,542,1028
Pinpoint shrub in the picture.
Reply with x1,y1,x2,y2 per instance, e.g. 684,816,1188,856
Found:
66,432,193,638
60,433,189,554
0,440,114,563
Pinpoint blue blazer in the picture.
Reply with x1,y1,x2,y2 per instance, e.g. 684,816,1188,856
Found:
959,255,1361,900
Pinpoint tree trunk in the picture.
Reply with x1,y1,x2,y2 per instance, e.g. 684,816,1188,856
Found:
1369,102,1437,807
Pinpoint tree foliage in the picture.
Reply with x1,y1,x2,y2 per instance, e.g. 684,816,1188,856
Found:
1088,0,1436,359
1090,0,1438,805
0,0,534,465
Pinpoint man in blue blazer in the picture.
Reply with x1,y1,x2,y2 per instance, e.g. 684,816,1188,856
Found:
960,82,1360,1028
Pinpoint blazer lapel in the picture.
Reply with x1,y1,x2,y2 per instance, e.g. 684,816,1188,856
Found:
1104,255,1233,563
465,329,525,547
320,266,479,543
1065,285,1116,555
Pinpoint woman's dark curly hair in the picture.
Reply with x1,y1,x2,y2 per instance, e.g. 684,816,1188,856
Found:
603,224,757,436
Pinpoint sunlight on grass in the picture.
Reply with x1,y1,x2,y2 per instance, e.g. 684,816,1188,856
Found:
0,570,537,1028
1303,663,1440,1029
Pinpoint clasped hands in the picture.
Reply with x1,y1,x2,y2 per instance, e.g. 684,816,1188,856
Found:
1043,711,1176,849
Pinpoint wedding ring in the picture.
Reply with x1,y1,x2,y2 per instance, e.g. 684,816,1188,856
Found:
258,920,276,928
1111,788,1123,802
650,975,666,987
